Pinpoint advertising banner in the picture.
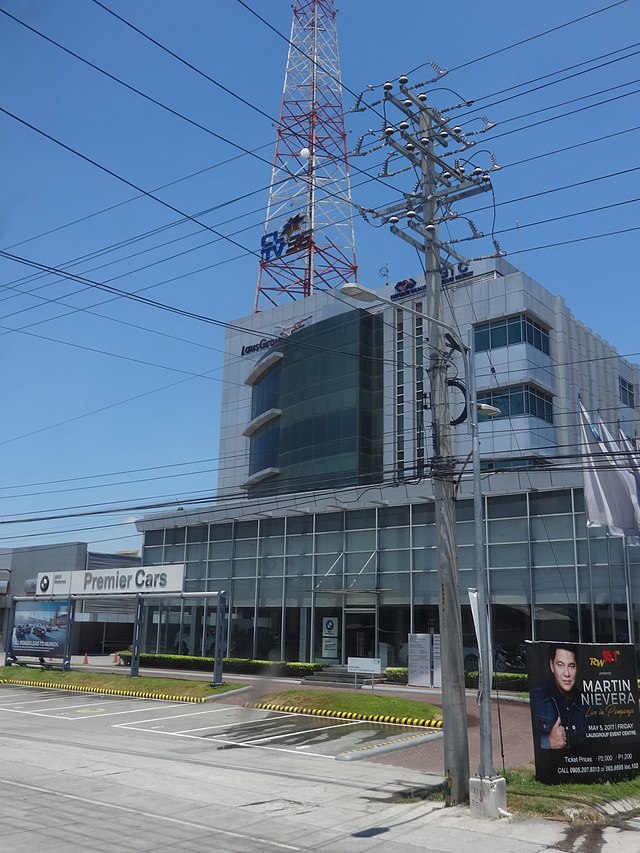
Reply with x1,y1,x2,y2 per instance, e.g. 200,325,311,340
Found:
527,641,640,784
10,600,70,659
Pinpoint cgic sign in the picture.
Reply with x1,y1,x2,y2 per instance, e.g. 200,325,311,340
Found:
35,564,185,597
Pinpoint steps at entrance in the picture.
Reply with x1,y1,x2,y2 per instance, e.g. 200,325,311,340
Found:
303,665,386,690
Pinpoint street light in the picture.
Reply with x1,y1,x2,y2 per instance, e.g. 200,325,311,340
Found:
342,282,470,798
341,282,505,814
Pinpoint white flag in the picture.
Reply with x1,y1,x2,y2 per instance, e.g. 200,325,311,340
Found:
579,402,640,544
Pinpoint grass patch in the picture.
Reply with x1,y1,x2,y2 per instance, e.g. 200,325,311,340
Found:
504,765,640,823
252,688,442,721
0,666,241,699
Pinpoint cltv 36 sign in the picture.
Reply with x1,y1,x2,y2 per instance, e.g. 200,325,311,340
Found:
390,264,474,301
260,214,311,262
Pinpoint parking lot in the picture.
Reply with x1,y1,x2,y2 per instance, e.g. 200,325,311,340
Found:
0,681,449,853
0,683,436,762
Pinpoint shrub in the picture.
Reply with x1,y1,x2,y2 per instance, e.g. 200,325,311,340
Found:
117,651,321,678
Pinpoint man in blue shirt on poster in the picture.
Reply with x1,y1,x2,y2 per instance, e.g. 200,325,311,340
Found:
530,644,589,750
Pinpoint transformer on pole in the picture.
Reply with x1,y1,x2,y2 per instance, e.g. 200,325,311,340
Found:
254,0,358,312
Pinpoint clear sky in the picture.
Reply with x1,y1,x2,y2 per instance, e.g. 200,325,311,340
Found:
1,0,638,554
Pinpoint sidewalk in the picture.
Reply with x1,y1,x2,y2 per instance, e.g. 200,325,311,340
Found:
32,657,640,849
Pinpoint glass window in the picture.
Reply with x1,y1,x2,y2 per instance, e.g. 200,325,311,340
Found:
490,319,507,349
260,518,285,537
412,503,435,524
259,557,283,577
346,529,376,550
455,500,474,522
412,526,436,547
345,509,376,530
488,543,530,568
286,555,312,576
531,515,574,540
507,316,522,344
474,314,549,355
233,558,257,578
529,490,572,516
379,527,410,549
286,535,311,556
235,538,257,558
474,323,490,352
164,544,185,563
378,505,410,527
144,530,163,547
143,545,164,566
619,376,636,409
315,532,343,553
487,494,527,519
210,523,232,542
259,536,284,557
186,543,207,562
315,512,344,532
286,515,313,535
209,540,232,559
165,527,185,546
488,517,528,542
378,549,411,572
208,560,230,580
532,541,574,566
187,525,208,543
235,521,258,539
478,383,553,424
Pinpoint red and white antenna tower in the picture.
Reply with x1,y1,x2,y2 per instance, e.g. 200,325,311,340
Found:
254,0,358,312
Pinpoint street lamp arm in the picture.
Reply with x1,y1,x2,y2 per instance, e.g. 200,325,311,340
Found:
341,283,467,353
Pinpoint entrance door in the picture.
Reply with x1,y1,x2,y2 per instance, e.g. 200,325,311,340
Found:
344,609,376,662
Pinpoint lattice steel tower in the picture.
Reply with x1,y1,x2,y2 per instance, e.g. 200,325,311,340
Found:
254,0,358,312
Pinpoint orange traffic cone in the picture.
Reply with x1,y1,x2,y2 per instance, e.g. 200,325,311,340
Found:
83,651,89,665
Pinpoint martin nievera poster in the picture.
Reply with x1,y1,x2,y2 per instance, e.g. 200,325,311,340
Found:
527,641,640,784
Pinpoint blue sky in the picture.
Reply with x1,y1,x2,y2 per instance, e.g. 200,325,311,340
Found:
1,0,638,553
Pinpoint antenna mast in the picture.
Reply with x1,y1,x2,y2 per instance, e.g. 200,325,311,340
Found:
254,0,357,312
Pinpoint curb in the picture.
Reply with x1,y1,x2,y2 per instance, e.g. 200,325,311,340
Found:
249,701,443,728
336,729,443,761
0,677,205,703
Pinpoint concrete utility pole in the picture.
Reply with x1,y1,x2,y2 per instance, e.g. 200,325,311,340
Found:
357,73,497,803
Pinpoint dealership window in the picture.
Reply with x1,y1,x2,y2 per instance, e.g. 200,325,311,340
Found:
619,376,635,409
478,383,553,424
475,314,550,355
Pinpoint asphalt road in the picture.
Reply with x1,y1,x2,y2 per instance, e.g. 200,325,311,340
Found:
1,681,639,852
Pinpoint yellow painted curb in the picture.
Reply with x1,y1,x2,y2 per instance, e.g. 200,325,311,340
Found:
248,701,442,729
0,678,205,703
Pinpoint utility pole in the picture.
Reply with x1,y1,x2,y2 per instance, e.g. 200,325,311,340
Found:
356,72,499,803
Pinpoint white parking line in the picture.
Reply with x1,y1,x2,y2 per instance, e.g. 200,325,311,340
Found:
0,706,76,720
238,720,361,744
118,724,333,760
114,705,252,728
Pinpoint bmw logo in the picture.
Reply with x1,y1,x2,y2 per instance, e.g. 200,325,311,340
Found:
325,619,334,631
39,575,50,593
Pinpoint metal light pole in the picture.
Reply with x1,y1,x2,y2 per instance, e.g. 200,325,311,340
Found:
342,282,470,803
467,330,507,817
468,331,495,779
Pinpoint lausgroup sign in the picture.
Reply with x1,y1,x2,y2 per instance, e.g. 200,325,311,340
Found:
35,564,185,598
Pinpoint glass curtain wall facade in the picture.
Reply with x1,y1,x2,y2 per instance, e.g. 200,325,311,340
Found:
246,309,384,496
141,487,640,663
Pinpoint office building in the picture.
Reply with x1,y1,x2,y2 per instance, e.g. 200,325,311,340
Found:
136,257,640,664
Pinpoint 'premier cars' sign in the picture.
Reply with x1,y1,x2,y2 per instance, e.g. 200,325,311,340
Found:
35,564,185,598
